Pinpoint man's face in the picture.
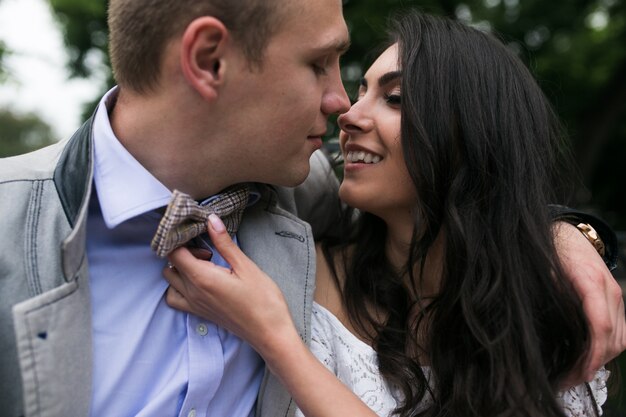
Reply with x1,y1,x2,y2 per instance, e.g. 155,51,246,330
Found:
223,0,351,187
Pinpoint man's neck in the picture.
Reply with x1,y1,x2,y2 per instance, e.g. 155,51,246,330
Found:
108,88,237,199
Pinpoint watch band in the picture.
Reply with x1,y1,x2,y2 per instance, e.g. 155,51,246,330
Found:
548,204,618,271
576,222,606,258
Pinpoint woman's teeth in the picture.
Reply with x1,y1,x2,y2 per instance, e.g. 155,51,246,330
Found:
346,151,382,164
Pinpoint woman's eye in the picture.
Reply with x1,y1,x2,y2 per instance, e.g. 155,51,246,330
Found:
384,94,402,105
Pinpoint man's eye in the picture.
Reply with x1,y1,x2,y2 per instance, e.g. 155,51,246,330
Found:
312,64,328,76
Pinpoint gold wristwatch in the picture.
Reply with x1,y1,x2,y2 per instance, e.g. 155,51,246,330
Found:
575,223,606,258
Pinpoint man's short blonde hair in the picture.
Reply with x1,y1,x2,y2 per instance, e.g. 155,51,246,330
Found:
108,0,290,94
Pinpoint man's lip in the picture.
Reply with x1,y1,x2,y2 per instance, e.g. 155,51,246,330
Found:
307,136,323,149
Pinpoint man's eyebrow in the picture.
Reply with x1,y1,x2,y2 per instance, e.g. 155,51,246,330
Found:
314,39,351,55
378,71,402,87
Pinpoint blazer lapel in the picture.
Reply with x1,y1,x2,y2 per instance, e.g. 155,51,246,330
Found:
238,191,316,417
238,195,316,342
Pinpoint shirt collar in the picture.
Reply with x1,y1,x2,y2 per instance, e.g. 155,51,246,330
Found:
92,87,260,229
92,87,173,228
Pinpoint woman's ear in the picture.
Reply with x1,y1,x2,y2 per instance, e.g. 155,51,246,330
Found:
180,16,229,101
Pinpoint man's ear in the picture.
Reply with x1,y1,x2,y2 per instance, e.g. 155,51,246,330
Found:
180,17,229,101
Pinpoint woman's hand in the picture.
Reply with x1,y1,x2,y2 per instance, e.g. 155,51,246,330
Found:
163,215,378,417
555,222,626,387
163,214,298,358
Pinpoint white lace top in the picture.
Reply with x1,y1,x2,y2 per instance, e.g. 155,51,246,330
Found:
295,302,610,417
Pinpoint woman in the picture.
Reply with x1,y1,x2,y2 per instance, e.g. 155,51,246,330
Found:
165,12,611,417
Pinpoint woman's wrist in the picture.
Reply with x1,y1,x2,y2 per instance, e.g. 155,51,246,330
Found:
256,323,308,374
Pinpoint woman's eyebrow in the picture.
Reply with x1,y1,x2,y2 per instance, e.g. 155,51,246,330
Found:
378,71,402,87
359,70,401,89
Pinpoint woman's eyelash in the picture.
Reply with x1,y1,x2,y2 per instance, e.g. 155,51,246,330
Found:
349,90,401,105
384,93,402,104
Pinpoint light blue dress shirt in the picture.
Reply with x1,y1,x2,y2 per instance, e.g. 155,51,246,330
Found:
87,87,264,417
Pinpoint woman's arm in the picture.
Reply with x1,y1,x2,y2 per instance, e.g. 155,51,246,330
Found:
553,222,626,386
163,214,378,417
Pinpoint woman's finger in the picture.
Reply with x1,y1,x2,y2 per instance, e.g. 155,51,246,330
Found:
168,246,228,281
162,260,189,294
187,246,213,261
165,285,191,311
207,214,252,272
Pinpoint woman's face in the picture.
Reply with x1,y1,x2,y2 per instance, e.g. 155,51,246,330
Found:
338,44,417,220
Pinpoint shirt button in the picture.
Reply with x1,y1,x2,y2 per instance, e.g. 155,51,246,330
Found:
188,409,197,417
196,323,208,336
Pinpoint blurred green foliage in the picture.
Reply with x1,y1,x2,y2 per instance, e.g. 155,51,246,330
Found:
0,109,55,157
0,39,6,81
47,0,108,78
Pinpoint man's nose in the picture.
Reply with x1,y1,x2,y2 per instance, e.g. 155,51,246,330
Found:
322,71,351,116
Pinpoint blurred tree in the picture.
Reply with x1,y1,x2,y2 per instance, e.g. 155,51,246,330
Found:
48,0,107,78
0,0,4,78
47,0,111,118
0,109,55,157
0,39,6,81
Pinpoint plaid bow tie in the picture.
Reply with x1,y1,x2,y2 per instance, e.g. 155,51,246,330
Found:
151,185,250,257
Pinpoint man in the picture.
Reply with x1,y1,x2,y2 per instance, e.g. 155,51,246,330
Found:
0,0,623,416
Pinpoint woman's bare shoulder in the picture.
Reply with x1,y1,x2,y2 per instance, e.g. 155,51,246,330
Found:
313,242,377,346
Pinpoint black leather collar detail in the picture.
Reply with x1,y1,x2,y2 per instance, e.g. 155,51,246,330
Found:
53,116,95,228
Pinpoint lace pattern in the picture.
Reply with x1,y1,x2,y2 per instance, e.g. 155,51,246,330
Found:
557,368,610,416
295,302,609,417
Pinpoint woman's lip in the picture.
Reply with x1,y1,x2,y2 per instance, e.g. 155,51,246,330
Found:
343,159,377,173
343,155,383,173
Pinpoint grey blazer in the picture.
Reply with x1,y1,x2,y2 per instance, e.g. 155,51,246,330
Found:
0,116,341,417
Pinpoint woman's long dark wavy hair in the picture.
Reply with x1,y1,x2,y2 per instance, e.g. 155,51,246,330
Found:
323,11,590,417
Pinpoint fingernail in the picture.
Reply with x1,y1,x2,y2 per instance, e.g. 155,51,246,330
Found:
208,214,226,233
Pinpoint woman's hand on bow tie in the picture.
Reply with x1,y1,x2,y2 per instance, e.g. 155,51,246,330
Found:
163,214,297,358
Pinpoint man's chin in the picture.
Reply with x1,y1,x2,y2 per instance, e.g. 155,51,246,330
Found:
271,165,311,188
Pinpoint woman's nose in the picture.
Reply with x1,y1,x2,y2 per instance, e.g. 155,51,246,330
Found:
337,103,375,135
